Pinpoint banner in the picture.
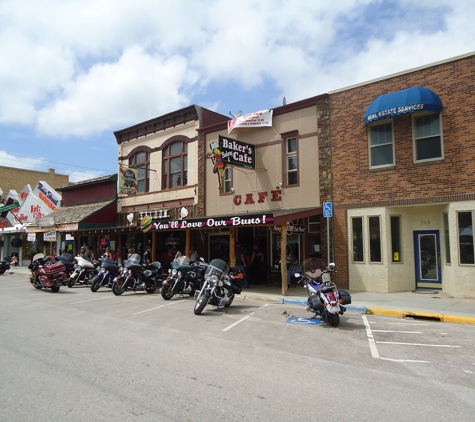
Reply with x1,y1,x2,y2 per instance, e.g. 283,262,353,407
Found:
227,110,273,134
43,231,57,241
219,135,255,169
119,167,138,195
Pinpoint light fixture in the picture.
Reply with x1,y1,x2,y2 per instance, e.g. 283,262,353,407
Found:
278,182,283,187
230,188,234,193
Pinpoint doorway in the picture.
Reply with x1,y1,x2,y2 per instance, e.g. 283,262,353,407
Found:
413,230,442,289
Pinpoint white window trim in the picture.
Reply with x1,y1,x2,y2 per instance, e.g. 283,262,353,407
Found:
412,112,444,163
368,120,395,169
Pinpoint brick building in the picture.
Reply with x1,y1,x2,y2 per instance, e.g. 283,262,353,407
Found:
329,52,475,298
0,166,69,195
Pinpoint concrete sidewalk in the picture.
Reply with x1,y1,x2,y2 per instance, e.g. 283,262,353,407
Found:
5,265,475,325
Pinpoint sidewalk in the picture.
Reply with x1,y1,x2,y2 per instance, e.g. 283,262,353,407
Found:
5,266,475,325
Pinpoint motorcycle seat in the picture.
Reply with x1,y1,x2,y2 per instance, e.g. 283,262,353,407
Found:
320,285,334,294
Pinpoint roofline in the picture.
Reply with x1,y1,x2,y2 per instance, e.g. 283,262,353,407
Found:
329,51,475,94
57,174,117,191
198,93,329,135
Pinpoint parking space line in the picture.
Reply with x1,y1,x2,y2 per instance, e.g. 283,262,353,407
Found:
377,341,461,348
381,357,430,363
362,315,380,359
222,312,255,332
133,299,186,315
372,330,422,334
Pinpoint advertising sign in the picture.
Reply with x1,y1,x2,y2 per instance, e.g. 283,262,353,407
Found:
119,167,138,195
43,231,57,241
219,135,255,169
227,110,273,134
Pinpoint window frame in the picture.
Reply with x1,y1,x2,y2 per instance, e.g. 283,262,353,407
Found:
412,112,444,163
222,166,233,195
390,215,402,263
368,120,395,169
457,211,474,265
369,215,382,263
281,130,299,187
352,217,364,263
162,141,188,190
129,151,150,193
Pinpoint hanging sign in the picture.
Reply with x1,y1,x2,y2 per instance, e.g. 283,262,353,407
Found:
219,135,255,169
227,110,273,133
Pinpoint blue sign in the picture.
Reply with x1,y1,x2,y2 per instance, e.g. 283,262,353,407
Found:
286,317,320,325
323,202,333,218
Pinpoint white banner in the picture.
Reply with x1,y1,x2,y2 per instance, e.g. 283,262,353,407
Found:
27,233,36,241
227,110,273,134
43,231,57,241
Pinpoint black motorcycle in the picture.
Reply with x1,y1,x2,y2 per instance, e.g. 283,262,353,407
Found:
90,257,121,292
0,260,11,275
161,256,207,300
112,254,159,296
57,252,75,277
194,259,243,315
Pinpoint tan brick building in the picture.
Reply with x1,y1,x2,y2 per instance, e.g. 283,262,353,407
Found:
0,166,69,196
329,52,475,297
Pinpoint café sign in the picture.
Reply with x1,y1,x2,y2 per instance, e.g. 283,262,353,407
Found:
219,135,255,169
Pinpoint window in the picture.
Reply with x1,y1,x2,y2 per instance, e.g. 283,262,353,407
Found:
413,113,443,162
223,167,233,194
390,215,401,262
286,137,298,185
458,211,474,264
369,122,394,167
308,215,320,233
129,151,150,193
352,217,364,262
162,142,188,189
369,216,382,263
443,213,451,264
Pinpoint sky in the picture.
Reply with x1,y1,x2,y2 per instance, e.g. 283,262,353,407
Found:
1,0,475,184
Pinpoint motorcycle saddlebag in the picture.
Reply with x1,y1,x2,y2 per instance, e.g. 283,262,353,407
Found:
339,289,352,305
43,261,65,275
307,295,324,312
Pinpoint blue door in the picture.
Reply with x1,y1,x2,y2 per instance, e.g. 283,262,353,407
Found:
414,230,442,289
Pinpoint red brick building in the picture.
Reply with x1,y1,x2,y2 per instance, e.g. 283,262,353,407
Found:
329,52,475,297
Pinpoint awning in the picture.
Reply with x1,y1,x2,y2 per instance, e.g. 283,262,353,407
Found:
364,87,443,126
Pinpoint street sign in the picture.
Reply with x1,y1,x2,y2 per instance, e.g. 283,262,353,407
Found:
323,202,333,218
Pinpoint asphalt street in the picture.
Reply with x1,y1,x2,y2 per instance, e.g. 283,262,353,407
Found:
1,273,474,422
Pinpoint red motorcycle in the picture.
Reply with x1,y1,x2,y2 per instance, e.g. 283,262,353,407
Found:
28,253,68,293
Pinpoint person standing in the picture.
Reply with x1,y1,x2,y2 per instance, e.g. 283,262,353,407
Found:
190,246,199,263
143,246,152,265
250,243,264,284
235,242,249,288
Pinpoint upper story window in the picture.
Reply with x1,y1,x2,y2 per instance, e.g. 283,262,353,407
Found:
223,167,233,194
162,141,188,189
286,137,298,185
413,113,443,162
368,121,394,168
129,151,150,193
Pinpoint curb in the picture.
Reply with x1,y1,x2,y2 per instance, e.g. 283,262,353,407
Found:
366,307,475,325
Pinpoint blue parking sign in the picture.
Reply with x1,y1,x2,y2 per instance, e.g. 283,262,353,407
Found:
323,202,333,218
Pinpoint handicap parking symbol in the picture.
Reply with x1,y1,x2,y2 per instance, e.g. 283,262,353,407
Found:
286,317,320,325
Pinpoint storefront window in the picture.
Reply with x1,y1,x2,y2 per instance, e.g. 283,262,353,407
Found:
271,233,300,269
458,211,474,264
390,215,401,262
352,217,364,262
369,216,382,263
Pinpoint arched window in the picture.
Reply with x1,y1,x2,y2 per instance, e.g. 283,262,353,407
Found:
129,151,150,193
162,142,188,189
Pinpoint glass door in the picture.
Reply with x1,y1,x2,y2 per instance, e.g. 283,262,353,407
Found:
413,230,442,289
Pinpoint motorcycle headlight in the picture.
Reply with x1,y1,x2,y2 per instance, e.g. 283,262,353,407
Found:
172,269,178,276
178,271,182,277
208,275,219,285
100,267,106,273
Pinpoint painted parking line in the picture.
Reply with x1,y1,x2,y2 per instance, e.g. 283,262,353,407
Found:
362,315,380,359
133,299,186,315
372,330,423,334
377,341,461,348
222,312,255,332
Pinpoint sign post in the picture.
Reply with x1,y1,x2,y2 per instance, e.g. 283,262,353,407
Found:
323,202,333,263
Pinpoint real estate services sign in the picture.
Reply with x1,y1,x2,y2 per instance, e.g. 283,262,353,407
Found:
219,135,255,169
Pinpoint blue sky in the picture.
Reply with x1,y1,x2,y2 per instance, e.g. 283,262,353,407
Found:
0,0,474,183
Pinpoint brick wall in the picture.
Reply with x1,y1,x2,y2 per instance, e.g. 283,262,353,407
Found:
329,53,475,287
0,166,70,195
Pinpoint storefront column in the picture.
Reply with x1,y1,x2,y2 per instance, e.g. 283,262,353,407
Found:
280,224,288,296
152,230,157,263
229,227,236,267
185,229,191,257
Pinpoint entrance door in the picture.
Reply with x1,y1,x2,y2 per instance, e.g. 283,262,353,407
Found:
413,230,442,289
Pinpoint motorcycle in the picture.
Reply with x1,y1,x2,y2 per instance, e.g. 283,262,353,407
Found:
0,260,11,275
28,253,67,292
161,256,207,300
67,255,99,288
299,260,351,327
112,253,159,295
193,259,244,315
90,257,121,292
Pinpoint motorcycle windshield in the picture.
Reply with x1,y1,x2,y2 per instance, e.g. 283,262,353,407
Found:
205,259,229,279
123,253,142,267
171,256,190,268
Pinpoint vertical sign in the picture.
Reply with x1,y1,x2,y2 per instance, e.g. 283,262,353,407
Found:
323,202,333,263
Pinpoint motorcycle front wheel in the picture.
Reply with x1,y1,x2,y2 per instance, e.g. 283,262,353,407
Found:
67,278,76,288
194,290,210,315
90,276,102,292
112,280,127,296
51,285,60,293
161,283,175,300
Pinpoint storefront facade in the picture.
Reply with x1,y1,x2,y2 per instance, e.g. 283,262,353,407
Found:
329,52,475,298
